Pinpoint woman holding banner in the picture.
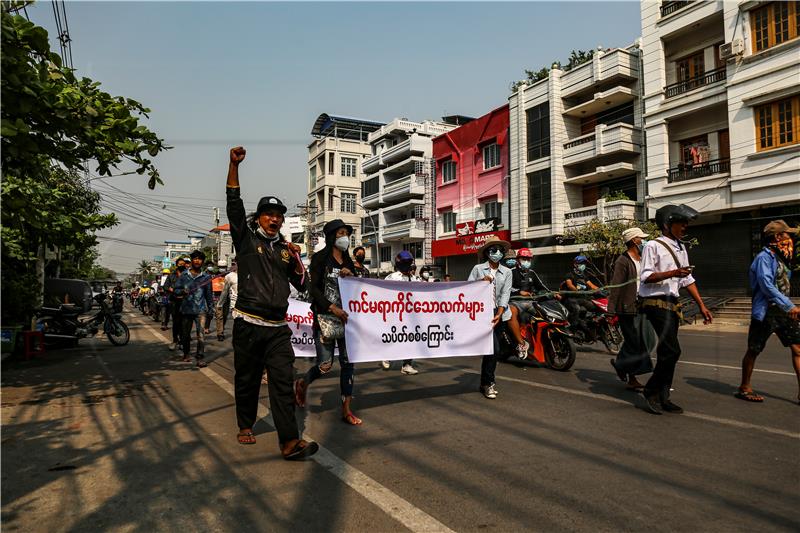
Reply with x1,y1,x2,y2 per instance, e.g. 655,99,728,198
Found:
294,219,362,425
468,236,513,400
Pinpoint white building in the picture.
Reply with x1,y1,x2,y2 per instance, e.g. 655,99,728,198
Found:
282,215,308,258
307,114,384,257
163,240,192,265
640,0,799,294
360,118,458,274
508,43,645,284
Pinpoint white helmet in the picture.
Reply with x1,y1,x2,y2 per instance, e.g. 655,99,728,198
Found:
217,260,227,268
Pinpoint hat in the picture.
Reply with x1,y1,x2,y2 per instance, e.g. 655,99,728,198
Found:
478,235,511,256
217,260,227,268
574,255,588,263
622,227,648,243
162,268,171,274
256,196,287,215
503,249,517,259
517,248,533,258
190,249,206,260
763,219,798,239
323,218,353,237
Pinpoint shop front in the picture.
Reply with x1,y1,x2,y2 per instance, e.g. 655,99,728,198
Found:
432,218,510,281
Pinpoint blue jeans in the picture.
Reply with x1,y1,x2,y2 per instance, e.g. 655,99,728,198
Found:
304,330,355,398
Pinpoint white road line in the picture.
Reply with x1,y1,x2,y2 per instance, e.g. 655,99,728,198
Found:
677,360,794,376
426,361,800,440
137,317,455,533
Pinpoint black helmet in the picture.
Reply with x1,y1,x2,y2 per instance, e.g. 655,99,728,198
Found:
655,204,698,231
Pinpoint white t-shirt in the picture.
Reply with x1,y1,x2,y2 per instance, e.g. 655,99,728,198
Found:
385,271,420,282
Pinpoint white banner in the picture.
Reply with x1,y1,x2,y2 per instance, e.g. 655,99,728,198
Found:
338,277,494,362
285,298,316,357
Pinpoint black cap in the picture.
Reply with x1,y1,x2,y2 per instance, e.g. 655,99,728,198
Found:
323,219,353,237
190,249,206,260
256,196,287,215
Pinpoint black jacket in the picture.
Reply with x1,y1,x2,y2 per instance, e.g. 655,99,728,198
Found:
511,268,548,296
226,187,304,321
308,246,355,320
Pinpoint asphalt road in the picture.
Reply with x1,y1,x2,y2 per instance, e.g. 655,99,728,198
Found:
2,310,798,532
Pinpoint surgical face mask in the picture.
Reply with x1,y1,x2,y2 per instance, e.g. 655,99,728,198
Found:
177,265,186,272
421,272,430,280
519,260,531,270
576,264,586,273
488,250,504,263
355,254,365,263
504,259,517,268
334,236,350,251
637,240,647,254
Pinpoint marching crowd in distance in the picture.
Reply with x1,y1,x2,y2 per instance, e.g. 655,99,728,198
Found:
122,146,800,460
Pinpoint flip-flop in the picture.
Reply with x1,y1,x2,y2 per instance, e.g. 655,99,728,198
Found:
734,390,764,402
197,360,208,368
283,440,319,461
342,412,363,426
237,430,256,445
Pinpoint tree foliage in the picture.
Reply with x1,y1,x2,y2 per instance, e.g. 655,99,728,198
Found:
511,49,595,92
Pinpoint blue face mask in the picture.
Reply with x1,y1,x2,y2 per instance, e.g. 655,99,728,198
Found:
488,250,504,263
637,240,647,254
504,259,517,268
519,260,531,270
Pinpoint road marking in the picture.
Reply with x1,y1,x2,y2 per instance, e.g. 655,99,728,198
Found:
426,361,800,440
137,316,455,533
580,349,795,376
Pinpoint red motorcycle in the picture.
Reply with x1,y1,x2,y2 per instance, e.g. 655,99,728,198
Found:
499,295,576,371
567,295,623,354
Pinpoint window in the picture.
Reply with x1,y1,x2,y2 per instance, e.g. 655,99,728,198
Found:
350,234,358,249
441,160,457,184
414,205,424,219
309,166,316,189
362,177,379,197
403,242,423,259
442,211,456,233
755,96,799,151
379,246,392,263
751,2,800,53
340,193,357,214
483,200,501,220
679,135,710,165
527,169,551,227
328,154,335,175
526,102,550,161
362,214,378,234
482,143,501,170
676,51,704,83
341,157,357,177
328,188,334,211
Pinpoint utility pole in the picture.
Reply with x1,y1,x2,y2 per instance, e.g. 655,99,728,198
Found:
213,207,221,264
296,201,312,259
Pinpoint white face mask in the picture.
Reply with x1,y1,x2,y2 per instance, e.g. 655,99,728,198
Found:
334,236,350,251
421,272,430,279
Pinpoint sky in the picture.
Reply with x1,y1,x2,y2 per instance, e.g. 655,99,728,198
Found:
27,1,643,274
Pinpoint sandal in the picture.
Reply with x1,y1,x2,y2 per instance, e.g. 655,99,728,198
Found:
237,429,256,445
734,389,764,402
342,412,363,426
283,439,319,461
294,379,307,407
197,360,207,368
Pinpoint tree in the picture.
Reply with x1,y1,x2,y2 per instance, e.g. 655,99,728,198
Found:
510,50,593,92
565,219,661,283
137,260,152,282
1,3,168,323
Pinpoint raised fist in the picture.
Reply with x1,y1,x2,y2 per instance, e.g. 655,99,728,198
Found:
230,146,246,165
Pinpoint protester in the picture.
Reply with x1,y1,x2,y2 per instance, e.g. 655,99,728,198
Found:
164,257,188,346
216,260,237,341
507,248,549,359
173,250,214,367
419,265,436,282
639,204,713,415
468,236,513,399
608,227,653,391
352,246,370,278
736,220,800,404
207,260,226,338
444,274,452,282
294,219,362,425
226,146,317,458
561,255,600,339
381,250,421,375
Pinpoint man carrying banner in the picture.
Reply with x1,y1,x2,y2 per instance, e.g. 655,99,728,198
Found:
226,146,318,460
381,250,421,375
468,236,513,399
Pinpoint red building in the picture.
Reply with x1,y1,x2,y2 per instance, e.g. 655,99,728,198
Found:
431,105,510,279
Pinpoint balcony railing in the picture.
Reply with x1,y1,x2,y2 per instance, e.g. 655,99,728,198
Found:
564,134,596,150
667,158,730,183
660,1,690,17
665,67,726,98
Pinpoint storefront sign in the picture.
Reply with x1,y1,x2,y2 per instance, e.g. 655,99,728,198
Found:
432,230,511,257
338,278,493,362
455,217,498,237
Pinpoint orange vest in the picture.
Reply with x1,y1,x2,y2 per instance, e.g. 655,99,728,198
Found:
212,276,225,292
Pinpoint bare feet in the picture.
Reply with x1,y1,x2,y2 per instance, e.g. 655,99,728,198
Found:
342,411,362,425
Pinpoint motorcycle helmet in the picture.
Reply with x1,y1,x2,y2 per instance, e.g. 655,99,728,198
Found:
162,268,170,274
573,255,588,264
142,281,149,287
517,248,533,258
655,204,698,232
394,250,414,273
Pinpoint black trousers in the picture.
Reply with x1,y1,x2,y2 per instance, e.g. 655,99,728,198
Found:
480,327,502,386
181,314,205,359
233,318,299,445
643,307,681,400
171,300,184,344
614,314,652,377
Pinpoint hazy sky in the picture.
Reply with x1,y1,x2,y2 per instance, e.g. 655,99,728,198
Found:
28,1,642,273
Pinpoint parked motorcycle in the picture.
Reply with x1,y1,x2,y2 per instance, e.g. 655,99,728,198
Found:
35,293,130,347
567,295,623,354
499,295,576,371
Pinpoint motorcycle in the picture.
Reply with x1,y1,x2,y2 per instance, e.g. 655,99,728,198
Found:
566,295,623,354
148,288,163,321
35,292,130,347
499,294,577,371
112,291,124,313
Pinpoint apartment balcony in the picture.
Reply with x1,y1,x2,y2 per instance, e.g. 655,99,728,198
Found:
381,198,424,219
367,119,453,144
562,123,640,166
564,162,636,185
667,158,730,183
382,219,425,241
564,200,639,229
660,1,691,17
361,136,429,174
561,49,639,99
362,154,382,174
382,174,425,203
563,86,636,117
665,67,726,99
362,191,381,209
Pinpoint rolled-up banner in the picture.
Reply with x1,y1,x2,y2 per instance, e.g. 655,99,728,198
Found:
338,277,494,362
285,298,316,357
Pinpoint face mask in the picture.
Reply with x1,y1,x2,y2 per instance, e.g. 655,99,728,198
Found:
488,250,504,263
355,254,365,263
576,264,586,273
421,272,430,280
335,236,350,251
504,259,517,268
637,240,646,254
177,265,186,272
519,260,531,270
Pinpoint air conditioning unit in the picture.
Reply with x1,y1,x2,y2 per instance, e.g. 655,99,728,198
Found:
719,38,744,60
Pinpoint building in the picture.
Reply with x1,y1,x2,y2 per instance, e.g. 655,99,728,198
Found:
431,105,510,280
640,0,800,294
508,43,645,286
360,117,459,274
282,215,308,259
163,240,192,265
307,113,384,258
210,224,235,266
